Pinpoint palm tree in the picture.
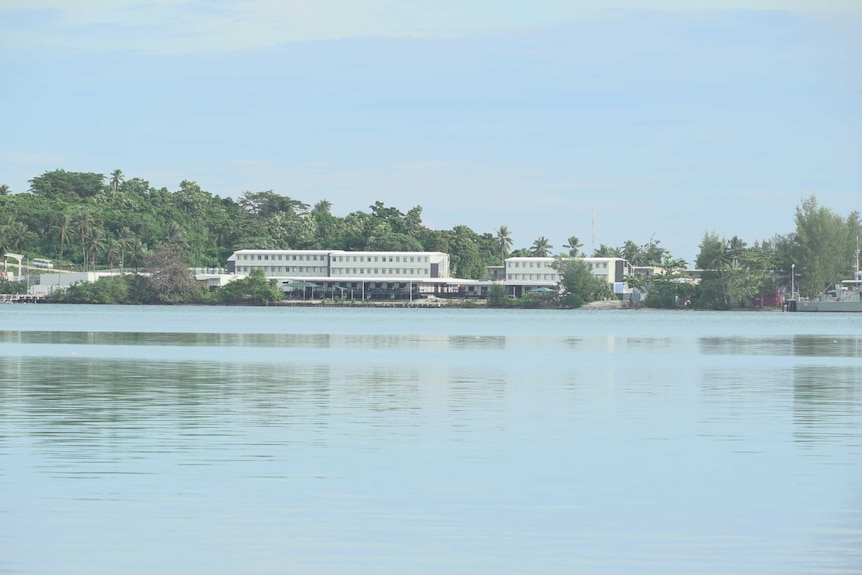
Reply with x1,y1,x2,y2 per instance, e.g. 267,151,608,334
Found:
127,238,147,271
164,221,187,246
312,199,332,214
53,214,74,267
109,169,124,198
6,221,32,253
105,238,121,270
495,225,513,264
621,240,643,266
0,184,10,196
116,227,135,271
73,211,96,270
593,244,623,258
726,235,747,268
563,235,583,257
83,228,107,272
530,236,553,257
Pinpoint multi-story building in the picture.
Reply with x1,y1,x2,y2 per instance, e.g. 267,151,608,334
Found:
229,250,335,277
226,249,453,299
228,249,449,279
224,249,633,300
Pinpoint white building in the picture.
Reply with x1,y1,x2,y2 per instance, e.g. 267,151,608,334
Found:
225,249,453,299
228,249,450,280
503,256,634,297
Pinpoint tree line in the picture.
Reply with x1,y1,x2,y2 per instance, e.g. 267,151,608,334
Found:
1,169,859,308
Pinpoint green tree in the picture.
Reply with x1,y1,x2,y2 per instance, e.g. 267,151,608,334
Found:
563,235,583,257
495,225,513,264
216,268,284,305
593,244,622,257
127,238,147,271
29,170,105,199
553,258,612,307
632,255,692,309
793,195,860,296
486,283,510,307
530,236,552,257
109,169,124,198
0,184,10,196
52,214,74,266
6,221,32,253
116,227,135,271
83,227,107,272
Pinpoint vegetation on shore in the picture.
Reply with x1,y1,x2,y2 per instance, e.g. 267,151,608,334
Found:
1,169,859,308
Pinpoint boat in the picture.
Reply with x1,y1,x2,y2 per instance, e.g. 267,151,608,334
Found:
790,242,862,312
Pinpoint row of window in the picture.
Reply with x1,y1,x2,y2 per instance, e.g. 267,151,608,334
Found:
507,274,559,281
235,266,325,274
239,254,327,261
331,268,428,276
508,261,552,269
332,255,429,263
238,253,431,263
507,272,610,281
507,261,609,269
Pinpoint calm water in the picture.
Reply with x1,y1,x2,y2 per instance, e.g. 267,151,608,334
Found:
1,305,860,575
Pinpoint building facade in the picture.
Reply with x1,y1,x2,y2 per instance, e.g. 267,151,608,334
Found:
505,257,632,283
228,249,450,280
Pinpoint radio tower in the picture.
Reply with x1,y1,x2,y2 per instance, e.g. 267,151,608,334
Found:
591,206,596,256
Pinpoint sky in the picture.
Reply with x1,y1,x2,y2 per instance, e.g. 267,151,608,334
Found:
1,0,860,263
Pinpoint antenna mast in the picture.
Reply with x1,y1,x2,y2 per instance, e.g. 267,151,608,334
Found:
591,205,596,256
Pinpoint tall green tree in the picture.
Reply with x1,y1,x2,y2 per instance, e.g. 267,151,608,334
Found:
530,236,552,257
109,169,124,198
593,243,622,257
563,235,583,257
793,195,860,296
52,214,74,265
495,225,513,264
83,228,107,272
29,170,105,199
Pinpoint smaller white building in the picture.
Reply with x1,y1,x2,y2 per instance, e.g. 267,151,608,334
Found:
503,257,635,297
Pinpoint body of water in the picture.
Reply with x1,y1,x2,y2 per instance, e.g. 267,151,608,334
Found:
1,305,860,574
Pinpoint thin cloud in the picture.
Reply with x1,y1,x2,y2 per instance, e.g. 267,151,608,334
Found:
2,0,859,53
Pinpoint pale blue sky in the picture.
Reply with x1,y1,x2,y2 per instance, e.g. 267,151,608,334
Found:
2,1,860,262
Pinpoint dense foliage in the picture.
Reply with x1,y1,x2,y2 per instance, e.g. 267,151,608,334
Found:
1,171,858,307
0,170,514,281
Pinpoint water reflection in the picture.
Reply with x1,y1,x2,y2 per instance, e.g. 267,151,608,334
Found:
0,331,512,352
699,335,862,358
793,366,862,449
2,314,862,575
